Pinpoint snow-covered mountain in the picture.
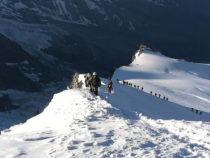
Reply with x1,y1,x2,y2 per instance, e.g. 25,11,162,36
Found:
0,49,210,157
0,0,210,92
1,0,209,26
112,46,210,113
0,0,170,25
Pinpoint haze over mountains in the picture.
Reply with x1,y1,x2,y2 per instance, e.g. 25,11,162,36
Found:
0,0,210,92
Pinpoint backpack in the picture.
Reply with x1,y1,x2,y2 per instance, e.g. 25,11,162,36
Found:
92,76,101,87
108,81,113,87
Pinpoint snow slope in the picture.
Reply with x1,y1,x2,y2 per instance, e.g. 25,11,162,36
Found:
0,79,71,132
112,49,210,113
0,72,210,157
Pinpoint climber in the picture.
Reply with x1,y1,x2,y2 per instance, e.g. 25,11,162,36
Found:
89,72,101,96
106,77,113,93
84,73,91,87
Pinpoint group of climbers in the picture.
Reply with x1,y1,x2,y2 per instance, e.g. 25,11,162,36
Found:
84,72,101,96
84,72,113,95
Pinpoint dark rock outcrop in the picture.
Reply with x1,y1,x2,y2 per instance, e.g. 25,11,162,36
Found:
68,73,83,89
132,45,147,62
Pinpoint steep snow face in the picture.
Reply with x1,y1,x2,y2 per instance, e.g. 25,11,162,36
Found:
112,49,210,113
0,75,210,157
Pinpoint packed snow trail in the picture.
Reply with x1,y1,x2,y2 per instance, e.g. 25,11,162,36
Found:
1,48,210,157
0,75,210,158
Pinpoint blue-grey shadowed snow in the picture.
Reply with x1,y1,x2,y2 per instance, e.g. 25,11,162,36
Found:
24,137,52,141
97,140,114,146
15,152,27,157
91,133,103,138
67,146,77,150
139,141,156,148
83,143,94,147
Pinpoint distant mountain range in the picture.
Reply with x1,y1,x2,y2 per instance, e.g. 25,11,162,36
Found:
0,0,210,92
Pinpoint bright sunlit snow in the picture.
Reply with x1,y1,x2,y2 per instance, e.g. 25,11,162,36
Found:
0,50,210,157
112,49,210,113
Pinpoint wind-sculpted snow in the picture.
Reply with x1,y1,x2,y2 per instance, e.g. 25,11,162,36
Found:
0,75,210,157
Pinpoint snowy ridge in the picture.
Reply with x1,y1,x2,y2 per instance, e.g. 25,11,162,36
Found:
0,72,210,157
0,80,71,132
113,49,210,113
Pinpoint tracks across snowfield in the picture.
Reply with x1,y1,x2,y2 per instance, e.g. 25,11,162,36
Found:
46,90,210,158
1,50,210,157
0,77,210,157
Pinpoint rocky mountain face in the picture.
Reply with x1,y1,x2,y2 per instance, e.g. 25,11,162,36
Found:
0,0,210,92
0,33,71,92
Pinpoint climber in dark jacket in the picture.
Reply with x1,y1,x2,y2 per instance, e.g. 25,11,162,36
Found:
106,77,113,93
88,72,101,96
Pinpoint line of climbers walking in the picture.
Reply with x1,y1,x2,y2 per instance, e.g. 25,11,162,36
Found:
84,72,113,95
